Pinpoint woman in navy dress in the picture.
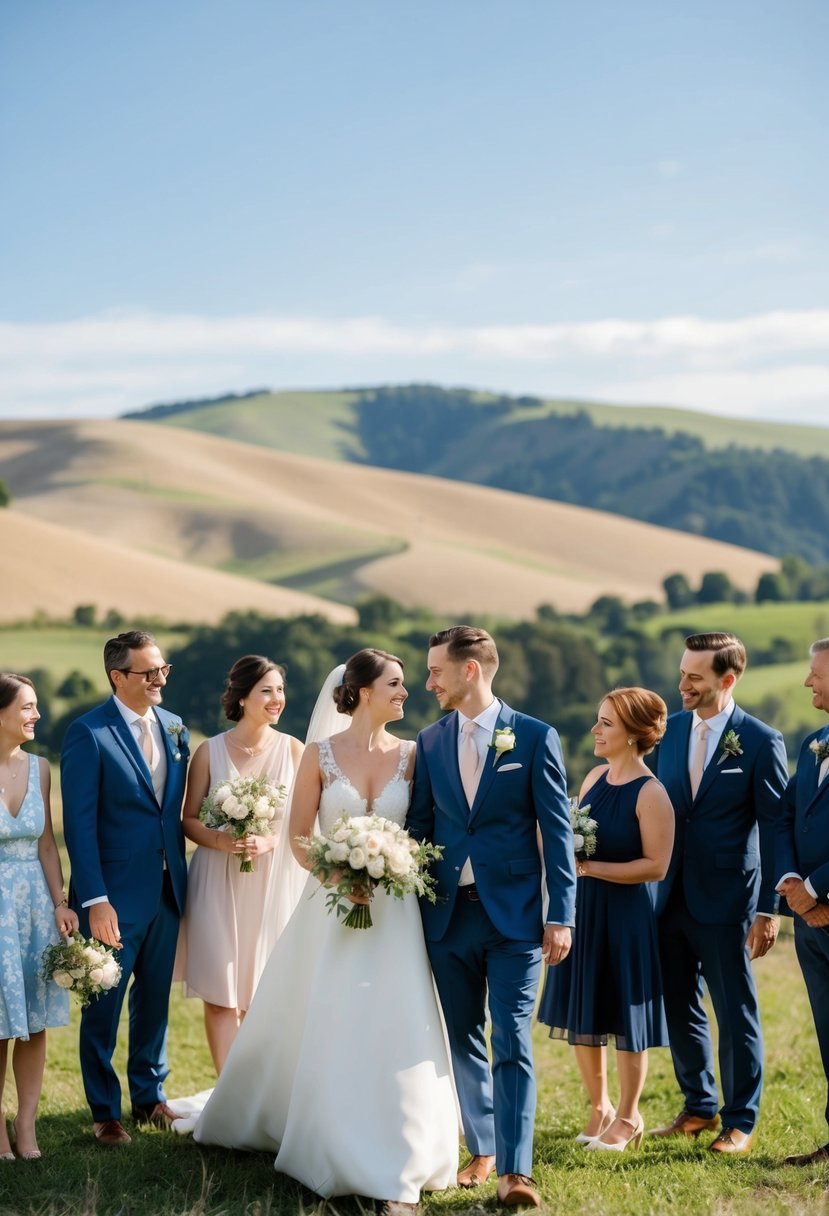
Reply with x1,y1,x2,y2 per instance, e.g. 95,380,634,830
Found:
539,687,674,1152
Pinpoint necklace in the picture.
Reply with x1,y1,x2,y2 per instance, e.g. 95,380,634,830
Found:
226,734,271,757
0,758,21,796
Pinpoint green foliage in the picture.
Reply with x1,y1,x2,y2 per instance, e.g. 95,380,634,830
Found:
72,604,97,627
663,572,695,610
0,475,9,506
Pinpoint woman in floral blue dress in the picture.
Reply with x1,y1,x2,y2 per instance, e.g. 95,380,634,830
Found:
0,673,78,1160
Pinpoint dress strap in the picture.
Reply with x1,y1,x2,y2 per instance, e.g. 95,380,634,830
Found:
317,737,340,787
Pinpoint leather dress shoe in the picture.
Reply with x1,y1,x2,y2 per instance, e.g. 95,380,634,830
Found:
784,1142,829,1166
457,1154,496,1187
93,1119,131,1146
709,1128,753,1155
131,1101,179,1129
648,1109,720,1137
497,1174,541,1209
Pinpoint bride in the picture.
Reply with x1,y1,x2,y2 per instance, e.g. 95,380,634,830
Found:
193,648,458,1210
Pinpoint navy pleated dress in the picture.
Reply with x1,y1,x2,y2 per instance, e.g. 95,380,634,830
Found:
538,772,668,1051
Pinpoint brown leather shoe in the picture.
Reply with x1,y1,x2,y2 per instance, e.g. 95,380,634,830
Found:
497,1174,541,1208
709,1128,753,1155
649,1109,721,1137
457,1153,496,1187
783,1143,829,1166
130,1101,179,1130
93,1119,131,1145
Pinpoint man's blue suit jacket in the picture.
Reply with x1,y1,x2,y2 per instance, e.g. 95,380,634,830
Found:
61,697,189,923
777,724,829,900
654,704,788,925
407,701,576,942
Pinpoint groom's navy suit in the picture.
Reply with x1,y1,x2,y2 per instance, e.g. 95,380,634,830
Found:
407,701,575,1177
61,697,188,1121
655,704,787,1132
776,725,829,1127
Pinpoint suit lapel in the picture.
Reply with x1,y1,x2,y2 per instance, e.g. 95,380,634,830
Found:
439,713,469,822
672,712,694,814
805,727,829,810
104,698,157,802
469,702,512,822
693,705,741,807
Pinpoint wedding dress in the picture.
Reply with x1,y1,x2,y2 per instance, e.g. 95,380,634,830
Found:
192,734,459,1202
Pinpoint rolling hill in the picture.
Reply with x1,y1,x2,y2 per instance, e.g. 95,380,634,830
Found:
0,418,776,621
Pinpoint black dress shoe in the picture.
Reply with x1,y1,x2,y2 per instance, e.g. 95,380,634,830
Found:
784,1143,829,1166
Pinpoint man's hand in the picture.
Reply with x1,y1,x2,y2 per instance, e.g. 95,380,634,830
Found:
542,923,571,966
779,876,819,917
88,901,122,949
802,905,829,928
746,915,778,960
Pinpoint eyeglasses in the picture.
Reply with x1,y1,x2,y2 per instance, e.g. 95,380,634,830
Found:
118,665,173,682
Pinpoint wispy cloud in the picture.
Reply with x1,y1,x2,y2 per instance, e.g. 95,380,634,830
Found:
1,309,827,424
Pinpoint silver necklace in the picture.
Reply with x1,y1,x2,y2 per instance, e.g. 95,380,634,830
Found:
226,735,269,757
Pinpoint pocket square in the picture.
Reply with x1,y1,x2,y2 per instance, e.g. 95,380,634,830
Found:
720,767,743,774
497,762,523,772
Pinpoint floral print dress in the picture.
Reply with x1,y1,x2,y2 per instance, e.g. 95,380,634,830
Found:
0,754,68,1039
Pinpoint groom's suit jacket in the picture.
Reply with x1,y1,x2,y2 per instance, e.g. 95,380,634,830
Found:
61,697,189,923
407,701,576,942
654,704,787,926
776,724,829,900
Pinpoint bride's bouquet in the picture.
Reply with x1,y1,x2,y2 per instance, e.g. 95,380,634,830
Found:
41,935,122,1008
300,814,443,929
570,796,598,860
199,775,288,872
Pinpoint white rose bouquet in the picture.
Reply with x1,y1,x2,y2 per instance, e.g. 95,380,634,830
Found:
41,935,122,1008
570,796,598,861
299,813,443,929
199,775,288,872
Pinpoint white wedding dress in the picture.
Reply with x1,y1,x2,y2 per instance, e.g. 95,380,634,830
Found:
193,737,459,1203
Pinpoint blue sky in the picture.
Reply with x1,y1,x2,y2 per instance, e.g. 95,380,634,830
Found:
1,0,827,423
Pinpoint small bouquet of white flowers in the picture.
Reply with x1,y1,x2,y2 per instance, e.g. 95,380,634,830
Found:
570,796,598,861
199,775,288,872
41,935,122,1008
299,813,443,929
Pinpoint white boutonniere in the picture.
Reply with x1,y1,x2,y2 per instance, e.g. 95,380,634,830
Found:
718,729,742,764
809,737,829,765
490,727,516,760
166,721,188,761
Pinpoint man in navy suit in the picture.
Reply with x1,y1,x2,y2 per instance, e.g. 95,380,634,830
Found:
61,630,189,1145
407,626,576,1208
776,638,829,1165
651,632,787,1154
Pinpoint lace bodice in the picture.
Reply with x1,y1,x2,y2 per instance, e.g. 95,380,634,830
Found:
317,738,414,833
0,754,43,863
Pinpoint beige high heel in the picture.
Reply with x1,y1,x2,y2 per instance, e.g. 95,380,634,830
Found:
11,1117,41,1161
575,1107,616,1145
585,1115,644,1152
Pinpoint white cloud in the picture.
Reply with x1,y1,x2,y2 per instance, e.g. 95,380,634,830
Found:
0,309,827,424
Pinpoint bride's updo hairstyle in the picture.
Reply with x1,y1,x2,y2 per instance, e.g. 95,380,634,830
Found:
333,648,403,716
221,655,286,722
601,686,667,756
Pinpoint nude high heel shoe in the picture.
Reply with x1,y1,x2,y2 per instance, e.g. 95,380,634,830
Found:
585,1115,644,1152
575,1107,616,1145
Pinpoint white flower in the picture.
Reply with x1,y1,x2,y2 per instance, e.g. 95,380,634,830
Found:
221,796,245,820
325,842,349,863
69,967,86,979
387,846,412,877
254,796,274,819
367,855,386,880
53,970,74,989
573,834,585,853
213,783,233,804
491,727,517,754
348,846,368,870
82,946,105,965
100,961,120,989
88,967,104,985
364,833,382,856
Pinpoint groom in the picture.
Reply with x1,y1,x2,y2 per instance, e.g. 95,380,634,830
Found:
61,630,189,1145
407,626,576,1208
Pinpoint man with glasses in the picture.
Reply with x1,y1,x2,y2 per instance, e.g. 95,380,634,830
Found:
61,630,189,1146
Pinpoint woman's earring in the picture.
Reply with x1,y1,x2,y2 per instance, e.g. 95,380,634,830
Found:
627,737,634,747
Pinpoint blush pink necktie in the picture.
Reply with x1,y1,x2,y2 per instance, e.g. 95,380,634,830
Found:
689,720,710,799
459,720,482,807
136,717,155,771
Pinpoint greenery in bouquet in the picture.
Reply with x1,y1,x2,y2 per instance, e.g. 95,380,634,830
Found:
569,796,598,861
41,935,122,1008
299,813,443,929
199,774,288,872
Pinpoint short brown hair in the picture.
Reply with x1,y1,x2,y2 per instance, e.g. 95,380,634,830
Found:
103,630,157,691
685,632,746,679
221,655,286,722
429,625,499,674
601,687,667,755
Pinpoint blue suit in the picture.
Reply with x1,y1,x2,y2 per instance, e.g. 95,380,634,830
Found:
407,702,576,1176
776,725,829,1127
61,697,189,1121
655,704,787,1131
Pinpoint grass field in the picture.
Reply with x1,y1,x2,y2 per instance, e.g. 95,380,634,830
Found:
3,924,829,1215
643,602,829,656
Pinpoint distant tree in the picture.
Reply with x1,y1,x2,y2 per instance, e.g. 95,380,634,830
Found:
73,604,97,627
588,595,628,634
356,594,404,633
103,608,125,629
755,571,788,603
663,573,694,610
57,669,97,699
696,571,737,604
0,477,9,507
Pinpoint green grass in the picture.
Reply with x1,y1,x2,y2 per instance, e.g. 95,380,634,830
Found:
0,628,188,694
642,602,829,655
3,923,829,1215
